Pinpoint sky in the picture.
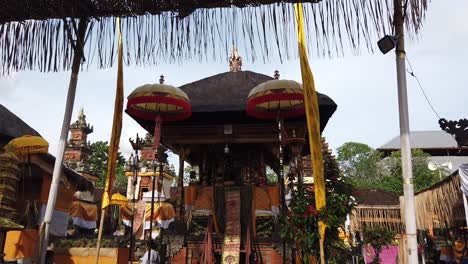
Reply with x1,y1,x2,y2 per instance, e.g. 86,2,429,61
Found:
1,0,467,169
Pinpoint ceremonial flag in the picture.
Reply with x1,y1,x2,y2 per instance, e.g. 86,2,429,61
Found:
294,3,326,263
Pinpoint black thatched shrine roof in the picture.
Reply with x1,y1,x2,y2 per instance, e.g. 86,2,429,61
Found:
177,70,337,129
0,104,41,141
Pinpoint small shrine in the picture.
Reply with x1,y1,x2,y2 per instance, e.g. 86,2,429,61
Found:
125,51,338,263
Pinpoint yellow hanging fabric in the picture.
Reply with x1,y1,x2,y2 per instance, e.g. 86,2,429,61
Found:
101,17,124,209
294,3,326,263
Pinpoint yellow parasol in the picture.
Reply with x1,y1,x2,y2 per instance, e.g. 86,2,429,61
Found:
109,193,129,207
247,77,305,120
4,135,49,199
126,76,191,153
4,135,48,156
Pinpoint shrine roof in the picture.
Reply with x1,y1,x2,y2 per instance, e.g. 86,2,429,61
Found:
354,189,400,207
0,104,41,141
179,70,337,118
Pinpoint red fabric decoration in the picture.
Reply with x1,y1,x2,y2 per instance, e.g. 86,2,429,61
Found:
126,95,191,122
246,93,304,119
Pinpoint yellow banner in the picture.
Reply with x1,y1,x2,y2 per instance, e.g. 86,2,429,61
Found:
102,17,124,209
294,2,327,261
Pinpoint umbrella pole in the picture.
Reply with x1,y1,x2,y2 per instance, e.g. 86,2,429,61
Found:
148,115,161,263
39,18,88,264
27,148,32,177
276,113,287,264
129,152,138,264
148,159,158,264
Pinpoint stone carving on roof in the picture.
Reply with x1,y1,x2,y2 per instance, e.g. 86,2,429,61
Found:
70,108,94,134
439,118,468,147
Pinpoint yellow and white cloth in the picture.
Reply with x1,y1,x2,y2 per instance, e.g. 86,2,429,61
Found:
121,202,175,230
69,200,98,229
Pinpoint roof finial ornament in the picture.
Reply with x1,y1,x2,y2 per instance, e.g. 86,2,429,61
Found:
159,74,165,84
70,107,93,133
229,43,242,72
78,108,86,125
274,70,280,79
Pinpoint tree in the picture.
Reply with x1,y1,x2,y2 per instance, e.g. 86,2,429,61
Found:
281,140,355,263
377,149,441,194
336,142,382,188
337,141,444,195
88,141,127,188
183,164,198,185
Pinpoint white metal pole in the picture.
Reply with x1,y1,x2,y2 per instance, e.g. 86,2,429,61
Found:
394,0,418,263
39,19,88,264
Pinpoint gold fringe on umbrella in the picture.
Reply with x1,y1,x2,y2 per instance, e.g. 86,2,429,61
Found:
0,0,428,75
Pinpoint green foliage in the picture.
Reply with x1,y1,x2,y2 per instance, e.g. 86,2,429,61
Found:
363,227,395,264
337,142,444,195
183,164,198,185
265,166,278,184
377,149,441,194
88,141,126,188
336,142,382,187
281,141,356,263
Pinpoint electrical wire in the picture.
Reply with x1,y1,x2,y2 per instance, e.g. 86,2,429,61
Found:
405,55,442,120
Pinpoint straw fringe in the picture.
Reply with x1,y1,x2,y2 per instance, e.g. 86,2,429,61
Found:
408,174,464,230
0,0,428,75
351,207,403,233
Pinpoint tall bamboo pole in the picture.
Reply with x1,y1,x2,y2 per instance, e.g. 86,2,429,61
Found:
394,0,418,262
39,18,88,264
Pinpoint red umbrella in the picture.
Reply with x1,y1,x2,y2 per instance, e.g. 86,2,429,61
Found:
126,75,191,152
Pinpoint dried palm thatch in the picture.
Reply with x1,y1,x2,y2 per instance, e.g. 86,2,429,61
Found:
350,189,404,233
404,172,465,230
351,206,403,233
0,0,428,75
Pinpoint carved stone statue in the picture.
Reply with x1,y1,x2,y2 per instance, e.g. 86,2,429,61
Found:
439,118,468,147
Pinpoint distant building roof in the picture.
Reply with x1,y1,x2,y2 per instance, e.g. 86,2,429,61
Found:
378,131,458,150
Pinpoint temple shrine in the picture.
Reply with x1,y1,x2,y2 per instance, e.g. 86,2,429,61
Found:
125,49,337,263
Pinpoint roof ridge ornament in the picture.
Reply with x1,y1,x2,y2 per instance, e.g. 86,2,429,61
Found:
70,107,93,133
274,70,280,79
229,44,242,72
159,74,165,84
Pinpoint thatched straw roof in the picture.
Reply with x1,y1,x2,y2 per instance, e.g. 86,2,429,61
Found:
128,70,337,132
0,104,41,138
180,70,336,117
351,189,403,233
0,104,41,142
408,171,465,230
0,0,429,75
0,104,90,187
